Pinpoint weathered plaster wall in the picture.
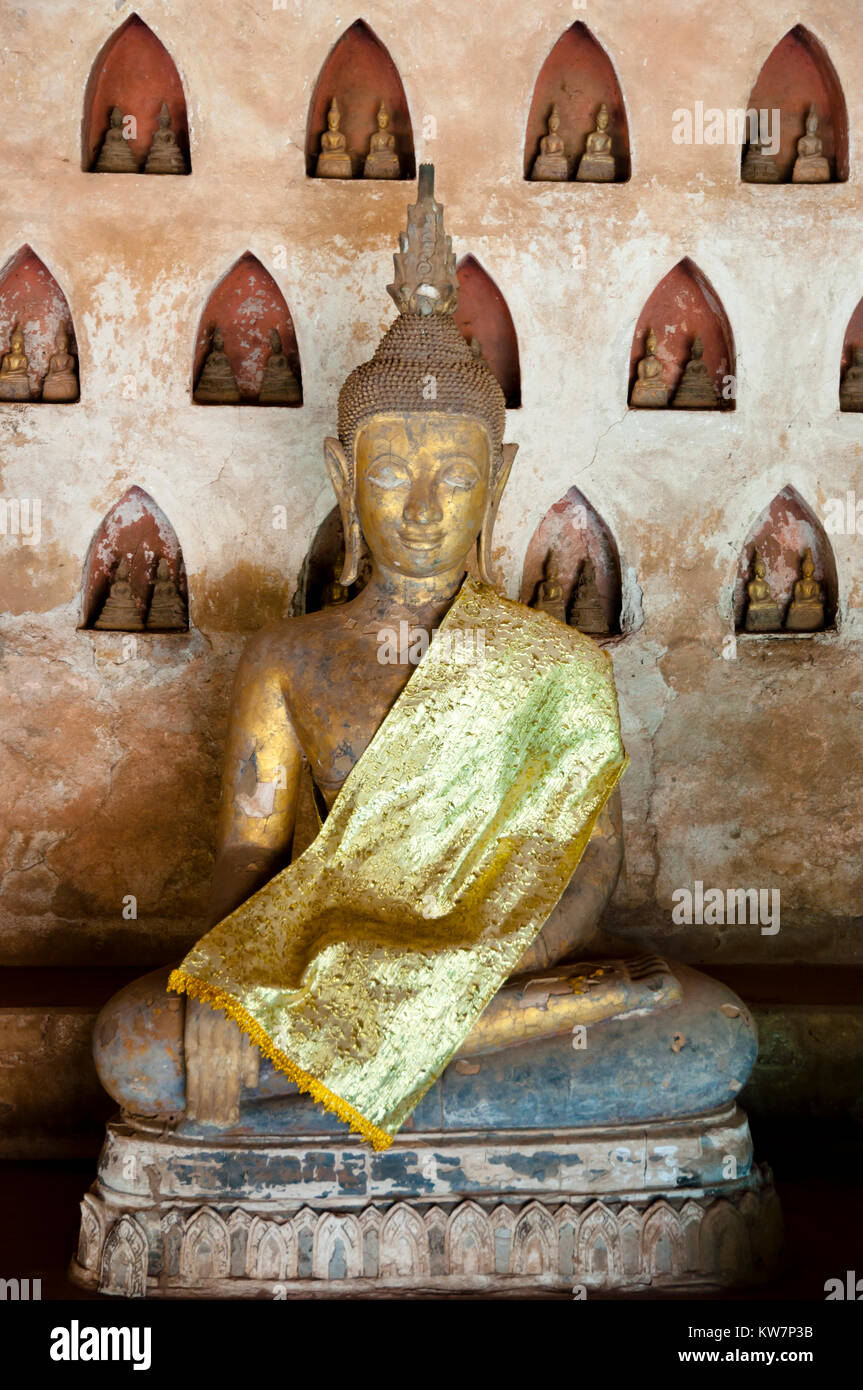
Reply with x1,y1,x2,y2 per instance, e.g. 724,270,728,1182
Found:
0,0,861,971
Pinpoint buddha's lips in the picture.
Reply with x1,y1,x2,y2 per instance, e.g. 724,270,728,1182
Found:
399,531,444,550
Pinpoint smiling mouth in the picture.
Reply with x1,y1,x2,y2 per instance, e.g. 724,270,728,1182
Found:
399,531,444,550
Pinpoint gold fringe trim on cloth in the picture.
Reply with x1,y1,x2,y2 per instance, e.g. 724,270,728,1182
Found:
167,968,394,1151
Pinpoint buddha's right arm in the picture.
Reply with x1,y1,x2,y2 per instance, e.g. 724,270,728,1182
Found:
206,637,306,929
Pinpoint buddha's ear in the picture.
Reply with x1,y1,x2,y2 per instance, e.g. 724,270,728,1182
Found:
323,437,362,586
477,442,518,585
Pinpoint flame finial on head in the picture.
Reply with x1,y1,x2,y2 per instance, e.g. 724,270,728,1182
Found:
387,164,459,317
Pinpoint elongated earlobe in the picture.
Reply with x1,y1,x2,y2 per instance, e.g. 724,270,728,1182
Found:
477,442,518,584
323,437,362,585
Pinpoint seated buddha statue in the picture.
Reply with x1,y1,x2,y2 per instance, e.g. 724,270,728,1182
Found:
258,329,301,404
569,556,608,634
144,101,187,175
0,324,31,400
672,335,719,409
94,106,139,173
840,346,863,411
146,558,188,631
743,550,782,632
41,326,78,403
530,549,567,622
91,168,757,1167
575,103,615,182
94,558,144,631
363,101,400,179
792,104,831,184
194,326,240,404
530,104,569,181
630,327,667,407
785,547,824,631
316,98,352,179
742,138,780,184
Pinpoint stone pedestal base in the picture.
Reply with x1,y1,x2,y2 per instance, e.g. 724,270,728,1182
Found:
71,1105,780,1297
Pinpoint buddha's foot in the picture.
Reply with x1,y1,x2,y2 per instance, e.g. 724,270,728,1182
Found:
457,953,681,1057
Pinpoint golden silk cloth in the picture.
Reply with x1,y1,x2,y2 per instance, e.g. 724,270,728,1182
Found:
169,580,627,1149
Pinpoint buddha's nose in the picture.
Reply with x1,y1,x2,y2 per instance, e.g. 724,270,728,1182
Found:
403,481,443,527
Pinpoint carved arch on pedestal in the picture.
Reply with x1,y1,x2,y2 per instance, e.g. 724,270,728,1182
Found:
82,13,191,172
628,258,736,410
455,256,521,408
742,25,848,183
523,22,630,181
192,252,303,405
179,1208,230,1282
0,245,80,402
732,484,838,634
305,19,415,178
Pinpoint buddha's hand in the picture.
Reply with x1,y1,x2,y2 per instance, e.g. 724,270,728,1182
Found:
184,996,260,1124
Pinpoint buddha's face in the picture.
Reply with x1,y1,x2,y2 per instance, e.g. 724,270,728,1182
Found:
328,109,339,130
11,330,23,353
378,110,389,130
354,411,491,578
549,112,560,133
597,111,609,131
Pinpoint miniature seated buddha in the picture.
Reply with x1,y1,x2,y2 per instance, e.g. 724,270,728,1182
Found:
792,104,831,184
569,556,608,634
94,558,143,631
316,98,352,178
673,335,719,409
840,346,863,411
785,548,824,631
630,327,667,408
41,326,78,403
530,105,569,182
194,326,240,404
258,329,301,404
0,324,31,400
146,558,188,631
363,101,400,179
743,551,782,632
742,139,780,184
144,101,187,175
531,550,567,622
94,107,139,173
576,103,615,182
92,169,756,1152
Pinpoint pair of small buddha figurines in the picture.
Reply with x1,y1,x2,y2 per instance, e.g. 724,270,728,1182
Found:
840,347,863,411
531,550,610,635
531,103,616,182
316,98,401,179
93,102,187,175
194,326,301,405
744,548,825,633
0,323,78,403
631,329,720,409
743,102,832,184
93,555,188,632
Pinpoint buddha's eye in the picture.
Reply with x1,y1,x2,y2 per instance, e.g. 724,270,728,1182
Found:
440,459,481,491
366,457,410,490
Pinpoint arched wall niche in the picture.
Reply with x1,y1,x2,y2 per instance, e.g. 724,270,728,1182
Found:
455,256,521,409
520,486,623,637
192,253,302,405
839,294,863,407
291,506,370,616
523,22,630,181
82,13,190,172
0,245,79,402
628,258,735,409
81,486,188,630
733,485,838,633
305,20,415,178
742,25,848,182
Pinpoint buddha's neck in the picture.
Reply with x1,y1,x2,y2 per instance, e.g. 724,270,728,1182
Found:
357,562,468,627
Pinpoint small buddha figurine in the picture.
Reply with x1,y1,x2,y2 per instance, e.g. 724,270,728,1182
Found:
785,548,824,631
146,558,188,631
144,101,187,175
322,551,350,609
94,558,144,631
575,103,615,182
41,326,78,403
568,556,608,634
743,551,782,632
792,104,831,184
258,329,301,404
742,139,780,184
316,98,352,178
630,327,667,408
530,104,569,182
363,101,400,179
194,327,240,404
531,550,567,622
0,324,31,400
94,107,139,173
672,335,719,410
840,346,863,411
